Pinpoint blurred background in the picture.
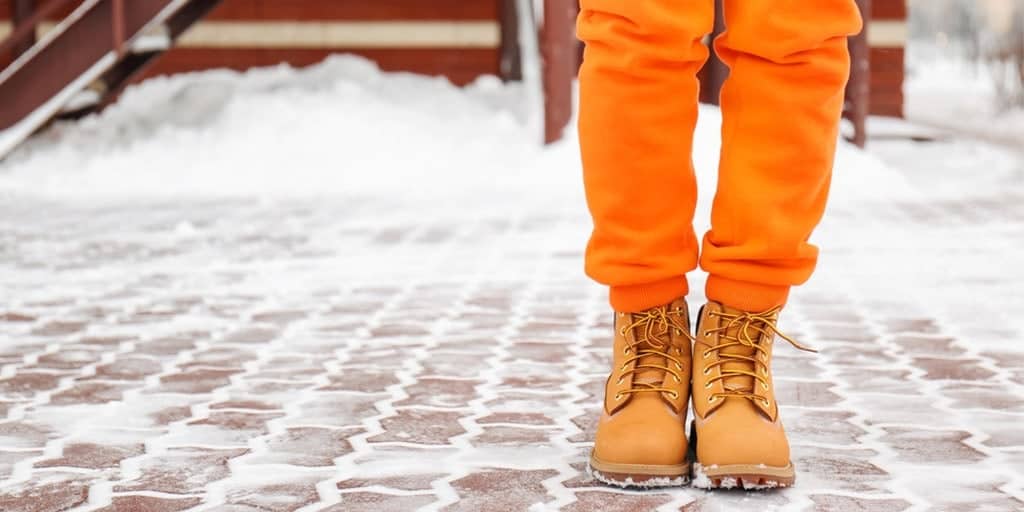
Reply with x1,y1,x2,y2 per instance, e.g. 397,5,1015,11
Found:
1,0,1022,153
0,2,1022,512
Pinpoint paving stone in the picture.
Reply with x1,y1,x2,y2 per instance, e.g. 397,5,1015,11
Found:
223,475,321,511
166,410,284,447
477,412,556,426
32,349,104,370
809,495,912,512
96,495,203,512
1,138,1022,511
318,368,401,393
445,468,558,511
369,409,467,445
245,426,360,466
794,446,890,493
93,357,163,381
0,312,36,323
114,447,247,494
0,472,92,512
564,490,676,511
278,392,384,428
775,380,844,408
833,367,917,393
915,357,997,381
133,335,201,356
787,410,867,445
31,321,88,337
394,377,482,408
34,442,144,469
880,427,986,464
338,472,445,491
327,492,437,512
156,368,242,393
0,372,63,399
50,381,131,405
0,421,56,449
472,425,557,447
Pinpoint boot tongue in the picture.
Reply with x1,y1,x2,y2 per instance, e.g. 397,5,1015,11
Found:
628,313,668,386
716,314,763,393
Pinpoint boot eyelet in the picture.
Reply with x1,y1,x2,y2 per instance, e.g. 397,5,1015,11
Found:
668,391,679,399
702,351,710,359
619,328,627,336
674,329,682,335
622,347,631,355
707,396,717,403
703,331,711,337
675,363,683,370
614,393,623,401
762,398,771,407
672,375,680,383
703,368,711,376
705,382,712,389
616,377,624,385
760,382,768,390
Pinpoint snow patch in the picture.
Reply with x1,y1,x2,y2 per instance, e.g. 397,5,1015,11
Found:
586,464,689,489
690,463,782,491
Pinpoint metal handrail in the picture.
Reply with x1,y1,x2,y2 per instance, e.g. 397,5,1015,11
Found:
0,0,77,58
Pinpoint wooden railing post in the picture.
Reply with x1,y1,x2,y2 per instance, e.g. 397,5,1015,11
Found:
500,0,522,82
111,0,126,56
11,0,38,58
845,0,872,148
541,0,576,144
699,0,727,105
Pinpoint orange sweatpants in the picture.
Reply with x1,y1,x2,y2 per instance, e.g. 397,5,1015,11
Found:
578,0,863,313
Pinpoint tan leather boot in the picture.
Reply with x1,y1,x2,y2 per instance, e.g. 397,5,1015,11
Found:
690,301,815,489
589,297,693,488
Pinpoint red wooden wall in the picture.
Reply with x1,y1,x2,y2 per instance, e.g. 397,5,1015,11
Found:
2,0,907,114
1,0,502,86
870,0,906,117
142,0,502,86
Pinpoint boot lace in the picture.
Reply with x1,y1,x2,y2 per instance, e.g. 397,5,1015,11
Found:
700,307,816,405
616,306,693,400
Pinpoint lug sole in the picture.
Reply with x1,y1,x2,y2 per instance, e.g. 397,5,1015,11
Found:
588,453,690,488
691,462,795,490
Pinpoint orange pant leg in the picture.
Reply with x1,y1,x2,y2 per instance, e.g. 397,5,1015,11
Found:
577,0,714,313
701,0,863,311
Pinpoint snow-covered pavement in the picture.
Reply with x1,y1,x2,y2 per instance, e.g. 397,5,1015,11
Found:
0,59,1023,511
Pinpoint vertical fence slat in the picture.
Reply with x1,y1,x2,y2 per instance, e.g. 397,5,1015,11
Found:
846,0,872,148
500,0,522,81
11,0,38,58
541,0,575,144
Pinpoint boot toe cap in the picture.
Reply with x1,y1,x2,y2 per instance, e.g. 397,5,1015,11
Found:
594,416,688,466
695,411,790,467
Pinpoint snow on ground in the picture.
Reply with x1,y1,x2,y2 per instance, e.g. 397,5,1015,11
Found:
905,43,1024,147
0,56,1022,511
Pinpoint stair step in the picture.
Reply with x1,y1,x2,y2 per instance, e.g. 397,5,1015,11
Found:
132,25,172,53
60,85,104,114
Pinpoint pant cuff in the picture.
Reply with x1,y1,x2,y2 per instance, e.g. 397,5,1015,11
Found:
705,274,790,312
609,276,689,313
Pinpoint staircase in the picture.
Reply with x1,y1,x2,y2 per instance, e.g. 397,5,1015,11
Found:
0,0,223,159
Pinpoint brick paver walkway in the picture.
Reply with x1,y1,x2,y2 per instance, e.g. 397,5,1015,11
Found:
1,138,1023,511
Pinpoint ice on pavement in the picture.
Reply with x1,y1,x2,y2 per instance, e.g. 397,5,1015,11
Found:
0,55,1022,511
